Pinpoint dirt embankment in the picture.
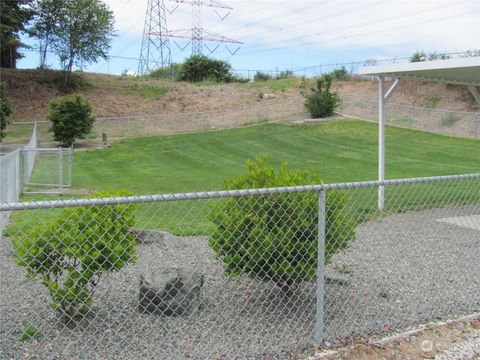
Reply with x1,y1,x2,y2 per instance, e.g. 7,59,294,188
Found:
0,68,478,123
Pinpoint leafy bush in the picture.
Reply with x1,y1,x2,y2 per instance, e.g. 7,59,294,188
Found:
254,71,273,81
177,55,234,83
329,66,349,80
301,75,340,118
410,50,451,62
149,63,182,80
276,70,294,80
13,191,137,321
0,81,13,141
209,155,355,294
48,94,95,147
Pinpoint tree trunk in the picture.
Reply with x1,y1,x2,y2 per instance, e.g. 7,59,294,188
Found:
63,52,75,88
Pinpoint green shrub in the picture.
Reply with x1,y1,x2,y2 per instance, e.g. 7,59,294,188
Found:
13,191,137,321
0,81,13,141
177,55,234,83
209,155,355,294
329,66,349,80
301,75,340,118
441,113,459,128
254,71,273,81
275,70,294,80
149,63,182,80
48,95,95,147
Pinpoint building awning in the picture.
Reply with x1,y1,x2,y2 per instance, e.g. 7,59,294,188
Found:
357,56,480,211
358,57,480,86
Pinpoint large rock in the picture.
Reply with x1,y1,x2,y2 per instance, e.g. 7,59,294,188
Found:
139,268,204,316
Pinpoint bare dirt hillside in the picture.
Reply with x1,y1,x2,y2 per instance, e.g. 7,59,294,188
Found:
1,68,478,123
0,69,298,122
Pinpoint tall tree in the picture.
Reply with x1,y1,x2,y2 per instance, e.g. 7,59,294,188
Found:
30,0,63,68
52,0,115,86
0,0,34,68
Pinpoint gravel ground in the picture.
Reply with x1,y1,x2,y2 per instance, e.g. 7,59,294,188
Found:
435,330,480,360
1,204,479,359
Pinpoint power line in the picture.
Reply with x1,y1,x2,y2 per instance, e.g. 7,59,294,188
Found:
234,9,477,56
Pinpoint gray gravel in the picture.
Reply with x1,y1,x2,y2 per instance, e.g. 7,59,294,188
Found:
435,330,480,360
1,204,479,359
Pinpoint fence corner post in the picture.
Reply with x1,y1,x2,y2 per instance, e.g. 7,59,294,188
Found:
315,189,326,344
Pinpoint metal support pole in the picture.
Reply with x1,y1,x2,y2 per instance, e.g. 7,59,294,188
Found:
315,190,326,343
68,146,73,186
467,85,480,107
378,76,385,211
58,147,63,193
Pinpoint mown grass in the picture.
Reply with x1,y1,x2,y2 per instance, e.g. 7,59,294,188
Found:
8,119,479,237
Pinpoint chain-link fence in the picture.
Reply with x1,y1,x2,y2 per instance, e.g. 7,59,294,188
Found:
339,96,480,139
22,147,73,194
93,100,306,142
1,173,479,359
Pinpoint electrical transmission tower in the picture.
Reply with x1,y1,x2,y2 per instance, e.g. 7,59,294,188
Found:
167,0,241,56
138,0,172,76
138,0,242,75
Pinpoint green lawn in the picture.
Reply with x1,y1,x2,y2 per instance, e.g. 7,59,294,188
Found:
9,119,479,237
71,120,479,194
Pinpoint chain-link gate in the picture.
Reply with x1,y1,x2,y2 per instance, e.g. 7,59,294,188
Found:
1,173,479,359
21,147,72,194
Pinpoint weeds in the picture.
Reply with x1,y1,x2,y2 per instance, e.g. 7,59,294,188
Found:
20,321,40,341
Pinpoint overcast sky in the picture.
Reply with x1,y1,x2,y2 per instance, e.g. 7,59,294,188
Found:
19,0,480,76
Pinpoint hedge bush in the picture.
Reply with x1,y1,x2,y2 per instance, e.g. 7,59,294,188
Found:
0,81,13,140
13,191,137,321
209,156,355,294
301,75,340,118
48,94,95,147
177,55,234,83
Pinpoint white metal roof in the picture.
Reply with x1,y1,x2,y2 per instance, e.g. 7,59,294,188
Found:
358,57,480,86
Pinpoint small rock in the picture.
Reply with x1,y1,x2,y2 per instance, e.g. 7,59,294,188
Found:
262,93,276,99
139,268,204,316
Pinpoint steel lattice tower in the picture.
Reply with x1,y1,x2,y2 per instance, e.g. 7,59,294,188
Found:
138,0,172,76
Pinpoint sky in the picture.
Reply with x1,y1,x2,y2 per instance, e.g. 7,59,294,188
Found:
18,0,480,77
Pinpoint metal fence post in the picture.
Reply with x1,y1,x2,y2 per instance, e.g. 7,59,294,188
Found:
58,147,63,193
68,146,73,186
315,190,326,343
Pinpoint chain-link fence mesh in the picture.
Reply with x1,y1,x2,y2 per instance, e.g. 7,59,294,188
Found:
339,96,480,139
1,174,479,359
22,148,72,194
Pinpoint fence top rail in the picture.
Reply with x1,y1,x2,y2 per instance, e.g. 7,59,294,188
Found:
1,173,479,211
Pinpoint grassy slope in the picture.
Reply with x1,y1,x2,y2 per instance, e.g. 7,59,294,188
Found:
71,120,480,194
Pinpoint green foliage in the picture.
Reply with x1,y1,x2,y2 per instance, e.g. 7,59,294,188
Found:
209,155,355,293
125,83,169,100
410,50,451,62
425,93,439,109
301,75,340,118
48,95,95,147
0,82,13,141
149,63,182,80
410,51,426,63
13,191,137,321
177,55,234,83
30,0,115,86
0,0,34,68
441,113,459,128
254,71,273,81
329,66,349,80
20,321,40,341
276,70,294,80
